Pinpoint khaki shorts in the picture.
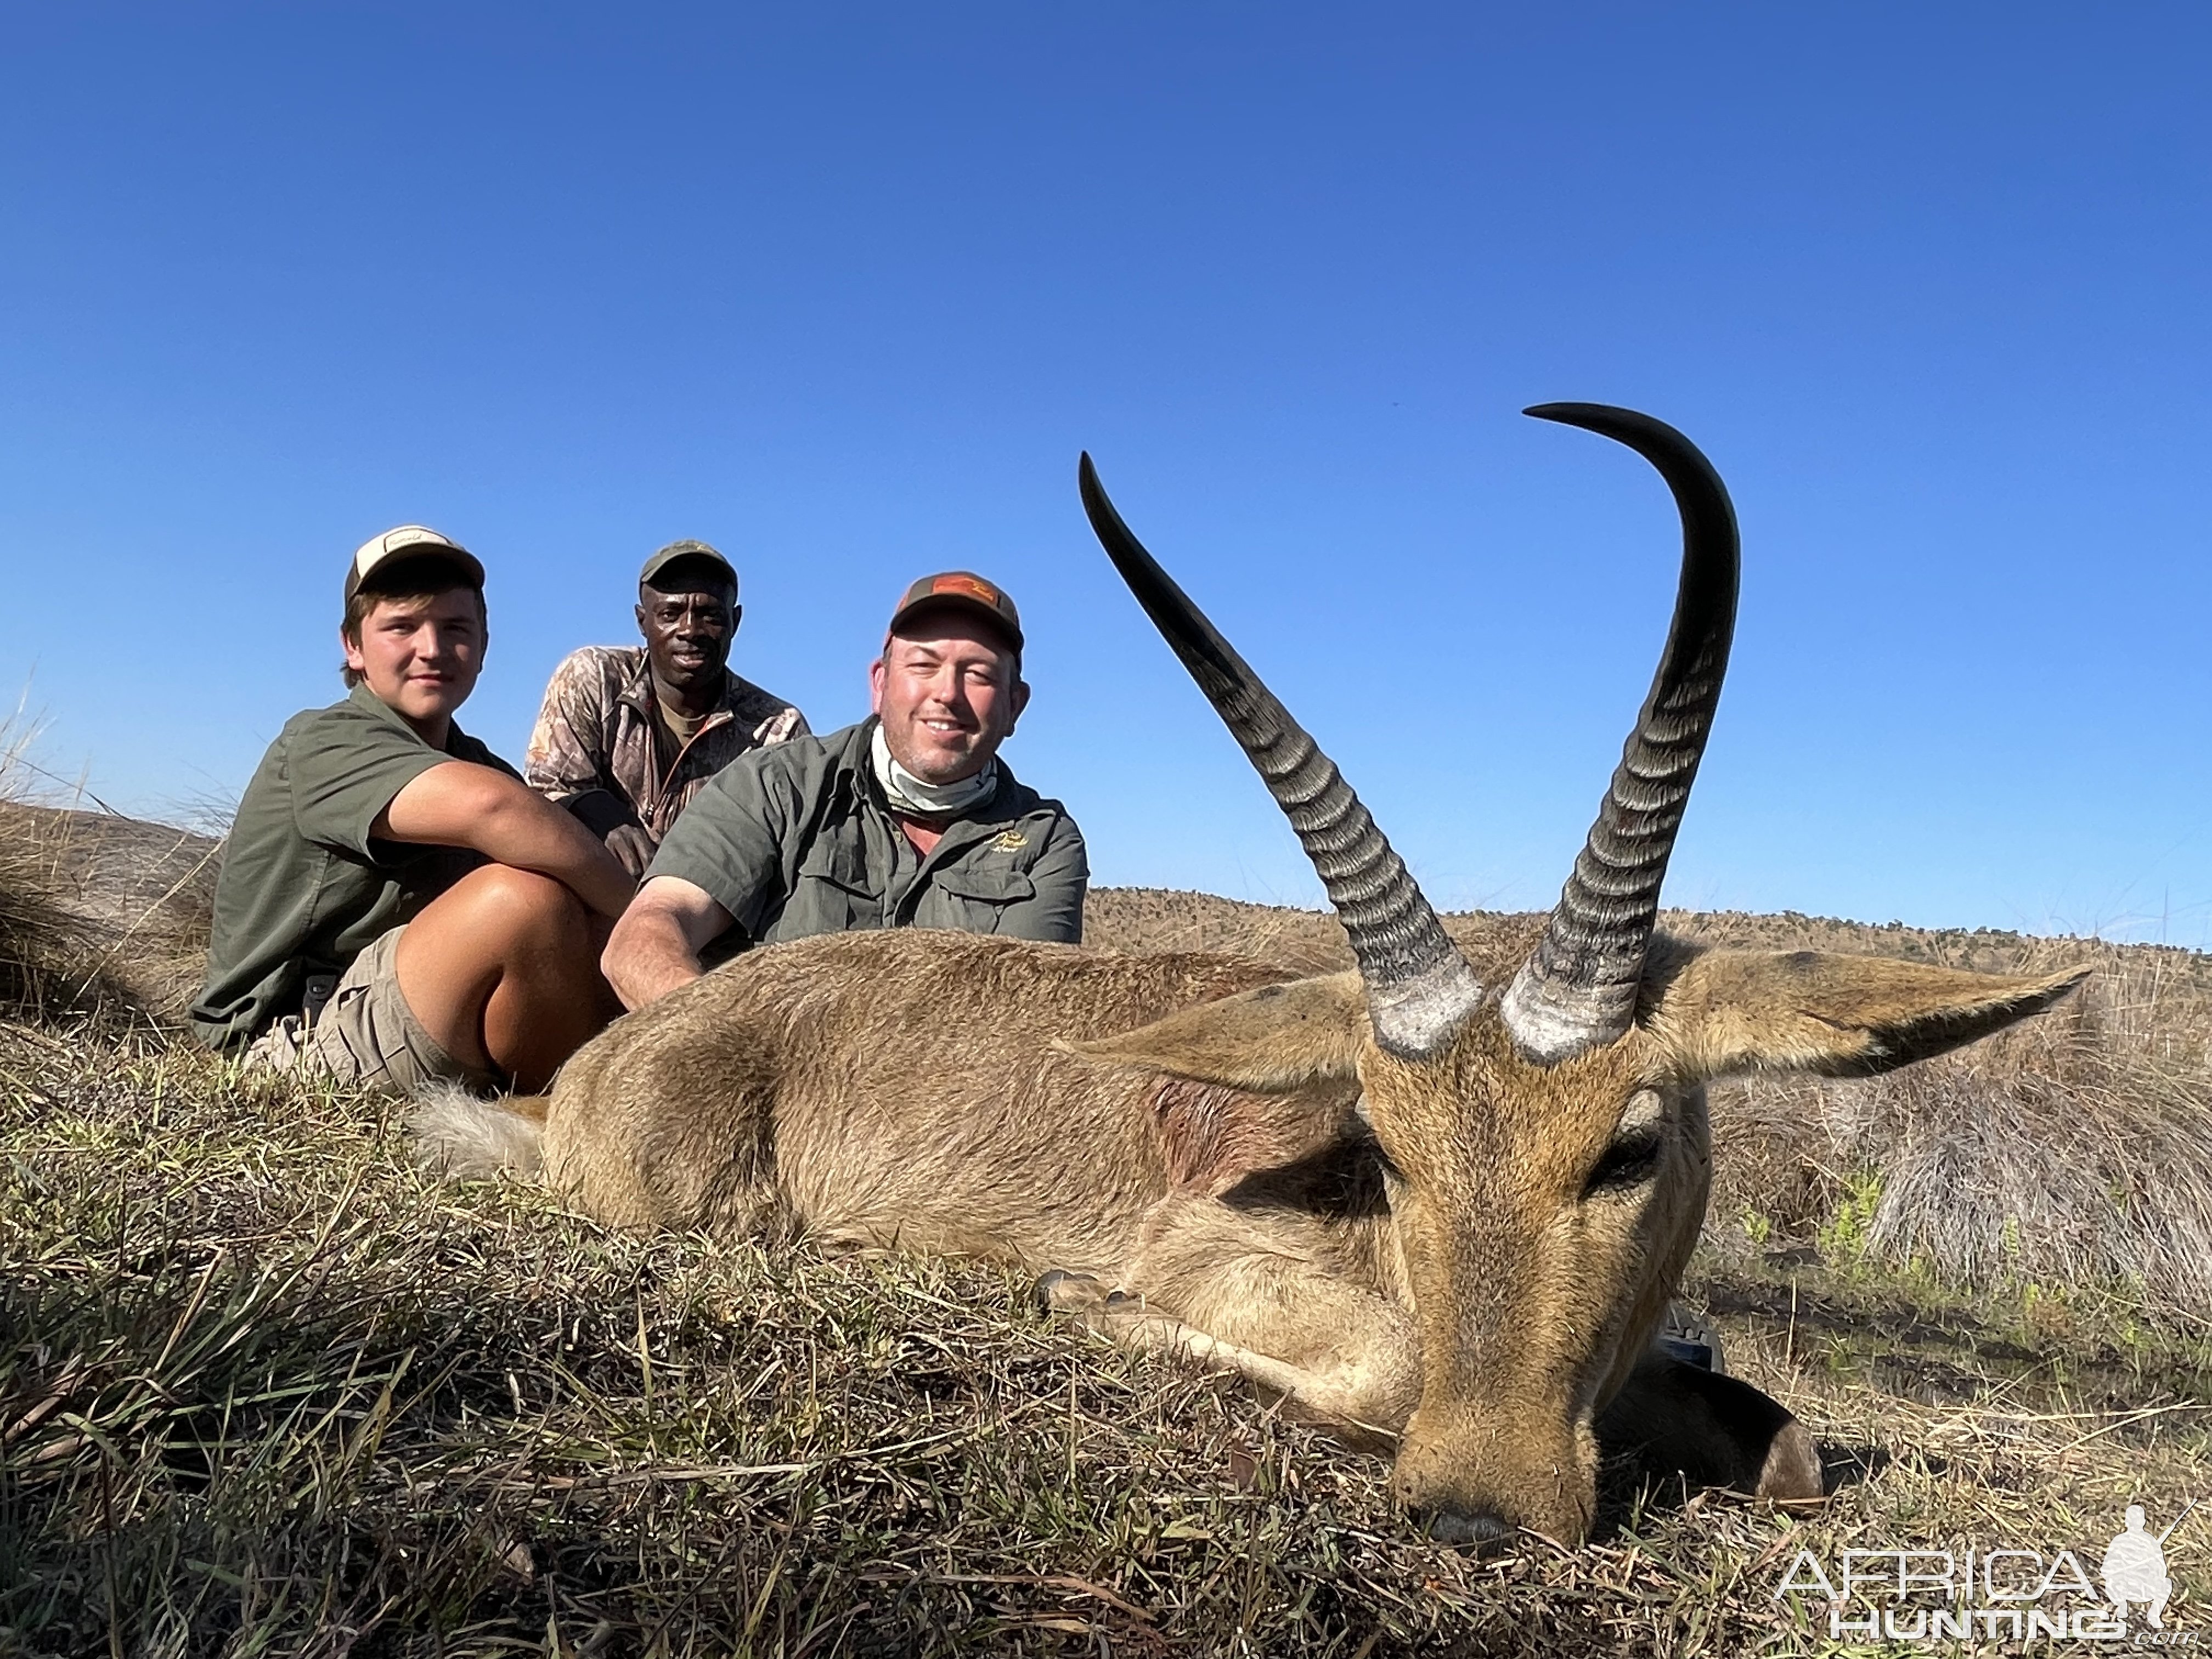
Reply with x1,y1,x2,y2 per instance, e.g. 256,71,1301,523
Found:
243,927,500,1098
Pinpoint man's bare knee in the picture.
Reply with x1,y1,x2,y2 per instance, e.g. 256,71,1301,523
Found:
446,864,589,946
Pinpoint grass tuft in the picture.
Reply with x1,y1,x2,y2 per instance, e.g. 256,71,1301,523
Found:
4,816,2211,1650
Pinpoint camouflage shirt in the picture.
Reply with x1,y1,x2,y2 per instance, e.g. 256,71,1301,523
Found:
524,646,808,843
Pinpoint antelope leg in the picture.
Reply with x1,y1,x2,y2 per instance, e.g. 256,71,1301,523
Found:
1036,1256,1418,1440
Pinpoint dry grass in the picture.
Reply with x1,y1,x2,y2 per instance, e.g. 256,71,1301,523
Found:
0,701,222,1025
0,799,218,1026
1682,927,2212,1342
1707,949,2212,1316
1094,890,2212,1327
5,1025,2209,1656
6,816,2212,1651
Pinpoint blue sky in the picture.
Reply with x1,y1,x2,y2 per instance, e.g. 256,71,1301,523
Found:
2,4,2207,942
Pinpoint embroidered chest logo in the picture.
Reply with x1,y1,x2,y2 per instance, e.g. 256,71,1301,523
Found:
992,830,1029,853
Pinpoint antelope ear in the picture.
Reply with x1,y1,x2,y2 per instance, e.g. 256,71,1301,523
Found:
1646,947,2088,1081
1064,973,1371,1197
1064,972,1368,1092
1143,1076,1364,1197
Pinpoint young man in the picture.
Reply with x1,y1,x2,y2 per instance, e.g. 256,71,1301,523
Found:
525,540,807,877
190,526,633,1094
601,571,1086,1009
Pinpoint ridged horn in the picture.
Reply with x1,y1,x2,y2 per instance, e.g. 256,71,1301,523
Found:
1501,404,1740,1064
1079,453,1481,1058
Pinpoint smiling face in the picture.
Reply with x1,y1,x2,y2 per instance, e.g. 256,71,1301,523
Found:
636,560,738,702
868,609,1029,786
341,586,487,742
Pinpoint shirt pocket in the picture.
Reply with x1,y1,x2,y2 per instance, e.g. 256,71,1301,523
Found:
928,864,1038,935
785,836,879,938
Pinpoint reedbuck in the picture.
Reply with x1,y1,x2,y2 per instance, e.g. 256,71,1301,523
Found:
419,403,2083,1544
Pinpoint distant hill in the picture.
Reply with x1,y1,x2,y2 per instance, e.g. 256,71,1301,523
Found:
1088,883,2212,993
7,798,2209,1022
8,802,2211,1316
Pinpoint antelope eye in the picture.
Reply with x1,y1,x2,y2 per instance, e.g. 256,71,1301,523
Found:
1585,1091,1668,1195
1584,1128,1664,1194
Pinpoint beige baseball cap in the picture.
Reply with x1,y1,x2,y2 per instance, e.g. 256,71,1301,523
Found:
345,525,484,605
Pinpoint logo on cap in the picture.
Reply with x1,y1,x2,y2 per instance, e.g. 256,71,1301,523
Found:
344,525,483,606
932,574,1002,607
888,569,1024,652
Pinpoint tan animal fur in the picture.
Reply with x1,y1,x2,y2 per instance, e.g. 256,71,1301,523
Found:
417,403,2088,1544
419,923,2080,1541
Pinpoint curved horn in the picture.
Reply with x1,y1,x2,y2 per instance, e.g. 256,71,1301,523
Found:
1501,404,1740,1064
1080,453,1481,1058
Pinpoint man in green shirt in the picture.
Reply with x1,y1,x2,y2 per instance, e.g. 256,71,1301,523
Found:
191,527,633,1094
601,571,1086,1009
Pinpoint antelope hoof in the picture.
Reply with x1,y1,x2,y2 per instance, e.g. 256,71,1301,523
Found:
1034,1269,1109,1315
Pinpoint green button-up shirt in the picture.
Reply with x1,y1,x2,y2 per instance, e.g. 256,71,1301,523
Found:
189,682,521,1051
647,718,1087,952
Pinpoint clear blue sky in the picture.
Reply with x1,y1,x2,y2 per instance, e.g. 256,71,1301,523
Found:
3,5,2207,943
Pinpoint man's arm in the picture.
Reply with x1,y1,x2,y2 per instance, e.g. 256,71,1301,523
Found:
1000,818,1088,944
524,650,615,801
618,739,811,997
525,651,660,877
377,760,635,919
560,788,659,880
602,874,734,1009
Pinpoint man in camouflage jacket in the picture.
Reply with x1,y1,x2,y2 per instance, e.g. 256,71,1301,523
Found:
526,540,807,876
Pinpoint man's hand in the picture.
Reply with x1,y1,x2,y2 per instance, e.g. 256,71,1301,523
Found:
603,874,734,1009
555,788,658,882
379,762,636,920
604,822,658,881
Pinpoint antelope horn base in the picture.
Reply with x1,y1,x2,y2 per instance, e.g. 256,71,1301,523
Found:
1079,454,1482,1058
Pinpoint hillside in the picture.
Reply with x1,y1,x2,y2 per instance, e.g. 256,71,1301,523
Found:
4,806,2211,1652
9,800,2212,1313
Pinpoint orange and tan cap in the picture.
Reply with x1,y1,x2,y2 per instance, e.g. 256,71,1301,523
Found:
345,524,484,606
886,570,1023,654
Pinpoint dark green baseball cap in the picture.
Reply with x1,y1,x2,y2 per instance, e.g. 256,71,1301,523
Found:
639,539,739,595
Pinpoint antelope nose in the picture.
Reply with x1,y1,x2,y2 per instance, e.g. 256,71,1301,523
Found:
1421,1506,1515,1552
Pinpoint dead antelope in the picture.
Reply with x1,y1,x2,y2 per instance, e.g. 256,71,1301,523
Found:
417,403,2083,1545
